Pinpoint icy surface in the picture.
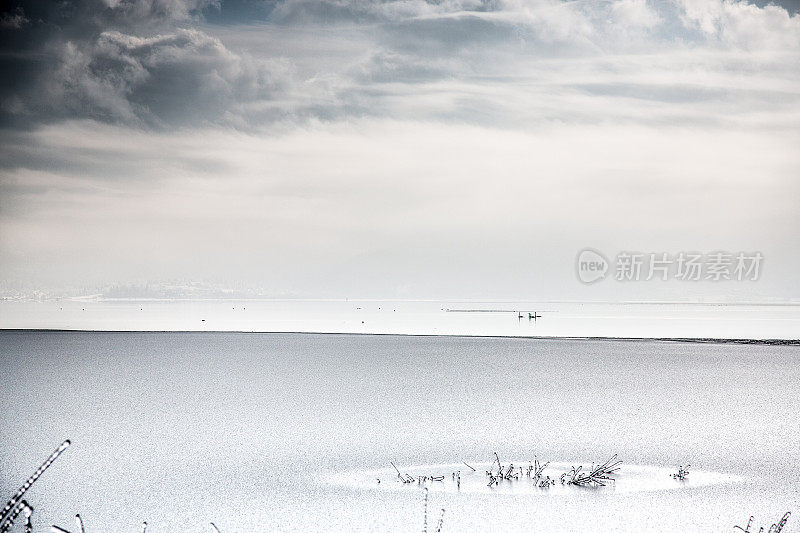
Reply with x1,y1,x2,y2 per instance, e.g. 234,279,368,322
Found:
2,299,800,339
1,332,798,532
329,461,742,495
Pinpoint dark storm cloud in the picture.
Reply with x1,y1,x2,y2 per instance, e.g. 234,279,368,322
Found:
0,0,484,130
0,0,217,56
0,0,510,129
0,0,286,128
54,29,283,126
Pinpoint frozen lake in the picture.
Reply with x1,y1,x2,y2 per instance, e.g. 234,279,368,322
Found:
2,299,800,339
1,331,798,531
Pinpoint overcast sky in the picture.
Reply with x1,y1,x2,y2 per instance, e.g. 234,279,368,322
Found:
1,0,799,300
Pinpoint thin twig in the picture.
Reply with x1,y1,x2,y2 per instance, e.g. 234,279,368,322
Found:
0,500,31,533
422,487,429,533
1,440,71,528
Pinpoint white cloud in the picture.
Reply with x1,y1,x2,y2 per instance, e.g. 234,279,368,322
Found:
611,0,662,29
677,0,800,48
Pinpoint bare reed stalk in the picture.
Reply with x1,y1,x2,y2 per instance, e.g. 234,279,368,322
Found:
487,451,547,486
422,487,429,533
735,516,756,533
1,440,71,529
735,512,791,533
530,456,549,481
435,509,445,533
486,452,503,486
564,455,622,487
0,500,31,533
671,465,690,481
210,522,222,532
771,512,791,533
391,462,415,484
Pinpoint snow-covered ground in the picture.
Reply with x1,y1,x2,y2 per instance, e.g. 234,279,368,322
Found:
1,331,798,531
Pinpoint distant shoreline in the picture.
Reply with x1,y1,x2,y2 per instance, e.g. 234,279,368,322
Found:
3,298,800,306
1,329,798,345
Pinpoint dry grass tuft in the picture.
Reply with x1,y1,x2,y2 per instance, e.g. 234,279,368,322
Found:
734,512,791,533
561,455,622,487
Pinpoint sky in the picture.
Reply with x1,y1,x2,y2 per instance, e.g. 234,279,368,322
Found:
0,0,799,301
